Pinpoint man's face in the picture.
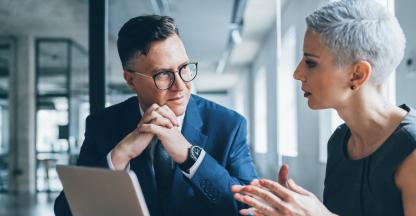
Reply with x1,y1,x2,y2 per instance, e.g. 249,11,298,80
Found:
124,35,192,116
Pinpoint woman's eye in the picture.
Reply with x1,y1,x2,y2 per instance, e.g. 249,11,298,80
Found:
305,60,317,68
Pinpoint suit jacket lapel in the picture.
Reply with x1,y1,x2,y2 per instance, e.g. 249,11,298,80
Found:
181,95,208,149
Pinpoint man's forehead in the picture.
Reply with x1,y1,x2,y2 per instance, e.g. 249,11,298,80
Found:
130,52,188,73
134,39,188,70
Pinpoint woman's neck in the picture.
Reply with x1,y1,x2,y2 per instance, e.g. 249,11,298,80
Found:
336,87,407,159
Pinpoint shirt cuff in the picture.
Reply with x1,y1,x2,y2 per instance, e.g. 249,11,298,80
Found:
181,149,206,179
107,150,131,171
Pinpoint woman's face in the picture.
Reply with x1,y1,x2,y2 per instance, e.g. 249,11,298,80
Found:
293,30,353,110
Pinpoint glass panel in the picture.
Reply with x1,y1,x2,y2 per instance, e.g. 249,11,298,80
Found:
37,41,69,95
278,26,298,157
36,40,69,192
254,67,268,154
0,44,10,192
35,39,88,192
69,43,89,161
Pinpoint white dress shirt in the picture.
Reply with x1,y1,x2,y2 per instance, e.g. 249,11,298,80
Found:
106,103,205,178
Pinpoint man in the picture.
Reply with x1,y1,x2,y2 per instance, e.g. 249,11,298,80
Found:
54,15,257,216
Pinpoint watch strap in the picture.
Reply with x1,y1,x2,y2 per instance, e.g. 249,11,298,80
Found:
179,146,201,172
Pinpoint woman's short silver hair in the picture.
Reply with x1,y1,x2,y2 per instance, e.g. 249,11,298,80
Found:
306,0,406,85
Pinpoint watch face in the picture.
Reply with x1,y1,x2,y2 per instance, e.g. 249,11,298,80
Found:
191,146,202,160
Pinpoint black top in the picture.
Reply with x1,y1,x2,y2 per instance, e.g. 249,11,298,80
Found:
323,104,416,216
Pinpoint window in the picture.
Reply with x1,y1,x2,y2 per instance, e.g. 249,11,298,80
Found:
378,0,397,105
278,26,298,157
254,66,268,153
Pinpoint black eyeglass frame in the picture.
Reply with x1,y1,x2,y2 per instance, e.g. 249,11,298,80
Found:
126,61,198,90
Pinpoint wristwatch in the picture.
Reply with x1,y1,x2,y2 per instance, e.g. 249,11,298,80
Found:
179,145,202,173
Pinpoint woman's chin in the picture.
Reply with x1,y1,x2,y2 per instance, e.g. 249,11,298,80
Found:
307,101,325,110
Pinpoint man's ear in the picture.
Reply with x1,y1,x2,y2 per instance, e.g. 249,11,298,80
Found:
350,60,372,89
123,70,136,90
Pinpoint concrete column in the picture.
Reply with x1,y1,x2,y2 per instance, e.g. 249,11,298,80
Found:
9,35,36,194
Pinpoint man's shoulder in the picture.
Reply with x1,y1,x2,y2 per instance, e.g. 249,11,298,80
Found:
191,94,245,123
87,96,138,123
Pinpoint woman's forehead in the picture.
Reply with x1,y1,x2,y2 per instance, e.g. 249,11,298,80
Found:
303,31,332,58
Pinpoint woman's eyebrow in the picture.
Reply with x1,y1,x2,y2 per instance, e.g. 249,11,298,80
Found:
304,52,320,58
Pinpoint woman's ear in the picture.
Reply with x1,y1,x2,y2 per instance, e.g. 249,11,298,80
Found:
350,60,372,90
123,70,136,90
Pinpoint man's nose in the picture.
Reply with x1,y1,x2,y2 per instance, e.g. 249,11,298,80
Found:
170,72,185,91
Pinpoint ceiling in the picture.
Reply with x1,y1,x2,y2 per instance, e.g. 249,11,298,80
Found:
0,0,277,93
109,0,234,63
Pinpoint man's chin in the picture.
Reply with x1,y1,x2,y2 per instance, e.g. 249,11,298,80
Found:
172,106,186,116
166,95,190,116
166,103,187,116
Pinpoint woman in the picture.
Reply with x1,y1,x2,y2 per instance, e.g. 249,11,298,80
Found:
232,0,416,215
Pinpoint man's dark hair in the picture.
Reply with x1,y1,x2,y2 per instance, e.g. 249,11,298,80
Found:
117,15,179,69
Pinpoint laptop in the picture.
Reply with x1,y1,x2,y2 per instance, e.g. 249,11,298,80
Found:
56,165,150,216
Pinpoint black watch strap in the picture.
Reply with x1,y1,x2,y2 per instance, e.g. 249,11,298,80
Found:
179,146,202,173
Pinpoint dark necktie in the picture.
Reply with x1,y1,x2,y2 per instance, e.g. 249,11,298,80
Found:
153,140,175,215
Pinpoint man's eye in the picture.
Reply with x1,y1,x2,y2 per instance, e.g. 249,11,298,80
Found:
158,71,172,77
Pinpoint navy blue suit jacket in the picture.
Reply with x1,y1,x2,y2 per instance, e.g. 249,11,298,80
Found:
54,94,257,216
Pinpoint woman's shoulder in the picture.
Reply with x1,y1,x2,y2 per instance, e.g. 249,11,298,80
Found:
373,104,416,168
397,104,416,147
326,123,349,158
328,124,348,146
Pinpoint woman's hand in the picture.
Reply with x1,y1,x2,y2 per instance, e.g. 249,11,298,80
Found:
231,179,335,216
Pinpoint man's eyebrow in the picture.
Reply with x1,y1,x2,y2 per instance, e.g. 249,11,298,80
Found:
151,60,190,73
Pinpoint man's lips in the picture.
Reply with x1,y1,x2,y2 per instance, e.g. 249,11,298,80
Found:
168,95,183,101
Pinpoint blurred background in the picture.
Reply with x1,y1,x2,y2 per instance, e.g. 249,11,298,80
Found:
0,0,415,215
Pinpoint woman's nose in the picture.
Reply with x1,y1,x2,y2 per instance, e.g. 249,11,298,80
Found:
293,63,303,81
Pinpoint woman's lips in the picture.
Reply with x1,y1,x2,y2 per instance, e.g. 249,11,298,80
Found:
302,88,312,97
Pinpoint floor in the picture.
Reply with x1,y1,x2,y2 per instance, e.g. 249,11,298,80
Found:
0,192,58,216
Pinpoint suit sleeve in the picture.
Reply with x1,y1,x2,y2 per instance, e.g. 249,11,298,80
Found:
54,115,109,216
187,117,258,214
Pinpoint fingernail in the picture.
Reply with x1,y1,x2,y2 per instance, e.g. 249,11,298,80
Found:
232,185,243,190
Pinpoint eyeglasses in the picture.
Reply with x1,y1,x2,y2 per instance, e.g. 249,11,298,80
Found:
127,62,198,90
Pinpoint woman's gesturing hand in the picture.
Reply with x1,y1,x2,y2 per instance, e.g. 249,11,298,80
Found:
231,178,335,216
